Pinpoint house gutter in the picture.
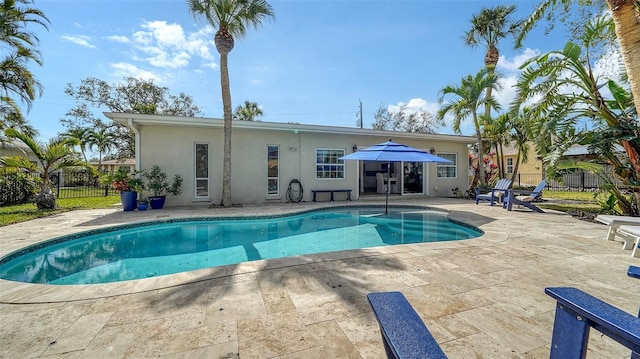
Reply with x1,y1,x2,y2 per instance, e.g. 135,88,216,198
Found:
127,118,141,171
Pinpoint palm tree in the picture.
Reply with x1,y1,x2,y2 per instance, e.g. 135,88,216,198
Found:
1,128,85,209
60,127,92,163
0,0,49,119
516,0,640,123
437,68,502,187
513,16,639,215
187,0,275,207
88,128,116,168
464,5,517,125
233,100,263,121
483,112,511,178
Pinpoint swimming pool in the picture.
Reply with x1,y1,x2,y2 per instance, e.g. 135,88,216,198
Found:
0,206,482,285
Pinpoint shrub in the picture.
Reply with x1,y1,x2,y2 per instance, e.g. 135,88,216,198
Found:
0,171,38,206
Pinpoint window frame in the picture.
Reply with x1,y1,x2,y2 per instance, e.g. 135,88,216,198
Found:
506,158,514,174
267,145,279,196
436,152,457,179
315,148,346,180
194,142,210,200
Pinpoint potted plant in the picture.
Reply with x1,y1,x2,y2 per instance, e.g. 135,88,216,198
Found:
142,165,183,209
102,167,144,211
137,198,149,211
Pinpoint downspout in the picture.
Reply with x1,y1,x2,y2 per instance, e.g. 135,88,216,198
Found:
128,118,141,171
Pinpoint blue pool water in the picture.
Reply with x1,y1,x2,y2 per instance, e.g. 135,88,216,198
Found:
0,206,482,285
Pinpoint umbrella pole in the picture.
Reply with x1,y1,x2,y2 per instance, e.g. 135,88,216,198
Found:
385,162,390,214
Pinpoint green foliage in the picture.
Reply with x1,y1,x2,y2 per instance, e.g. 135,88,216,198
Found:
100,167,144,192
0,170,37,205
142,165,183,196
598,193,618,215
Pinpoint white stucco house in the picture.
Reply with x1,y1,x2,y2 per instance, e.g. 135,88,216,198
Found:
105,112,476,206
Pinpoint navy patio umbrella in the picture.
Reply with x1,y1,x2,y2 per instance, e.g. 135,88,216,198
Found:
339,139,453,214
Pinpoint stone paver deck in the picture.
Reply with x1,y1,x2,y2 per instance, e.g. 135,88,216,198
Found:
0,197,638,358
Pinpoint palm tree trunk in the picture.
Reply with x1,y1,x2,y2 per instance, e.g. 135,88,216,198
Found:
607,0,640,119
510,150,522,184
474,113,486,186
220,51,233,207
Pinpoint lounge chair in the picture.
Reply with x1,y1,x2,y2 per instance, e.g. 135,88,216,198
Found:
595,214,640,243
505,180,546,213
617,225,640,257
475,178,512,206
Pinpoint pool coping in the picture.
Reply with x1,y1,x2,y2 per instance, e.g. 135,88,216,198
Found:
0,204,506,304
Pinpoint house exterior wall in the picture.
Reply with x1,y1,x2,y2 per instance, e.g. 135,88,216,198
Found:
111,113,475,206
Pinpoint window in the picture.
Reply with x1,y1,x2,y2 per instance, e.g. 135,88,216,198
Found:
267,145,279,195
506,158,514,174
316,148,345,179
436,153,457,178
194,143,209,198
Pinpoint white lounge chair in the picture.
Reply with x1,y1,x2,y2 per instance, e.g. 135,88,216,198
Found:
595,214,640,243
617,225,640,257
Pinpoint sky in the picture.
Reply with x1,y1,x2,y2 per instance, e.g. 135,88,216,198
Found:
23,0,575,144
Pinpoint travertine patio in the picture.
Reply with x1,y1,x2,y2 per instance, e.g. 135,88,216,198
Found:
0,197,638,358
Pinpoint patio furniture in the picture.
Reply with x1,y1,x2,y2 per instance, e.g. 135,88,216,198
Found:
505,180,547,213
595,214,640,243
368,279,640,359
545,286,640,358
475,178,512,206
617,225,640,257
311,189,352,202
367,292,447,359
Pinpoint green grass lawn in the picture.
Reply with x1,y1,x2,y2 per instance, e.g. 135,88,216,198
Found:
539,190,602,214
0,196,120,227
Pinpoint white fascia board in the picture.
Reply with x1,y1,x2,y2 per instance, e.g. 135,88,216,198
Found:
103,112,477,144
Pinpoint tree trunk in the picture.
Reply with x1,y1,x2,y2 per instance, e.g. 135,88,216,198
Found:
607,0,640,120
510,150,522,184
220,51,233,207
474,113,486,186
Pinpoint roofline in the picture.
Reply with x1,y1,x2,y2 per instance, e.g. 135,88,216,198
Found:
104,112,477,144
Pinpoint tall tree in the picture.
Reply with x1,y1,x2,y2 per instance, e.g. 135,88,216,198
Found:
88,127,117,168
513,16,639,215
464,4,518,126
63,77,203,158
372,105,444,133
437,68,502,187
1,128,85,209
516,0,640,124
0,0,49,128
60,127,92,163
483,112,511,178
233,100,263,121
187,0,275,207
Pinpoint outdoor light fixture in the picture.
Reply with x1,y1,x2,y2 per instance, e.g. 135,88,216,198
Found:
430,147,436,154
352,144,358,153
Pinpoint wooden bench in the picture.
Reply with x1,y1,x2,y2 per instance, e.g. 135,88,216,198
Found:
311,189,352,202
367,292,448,359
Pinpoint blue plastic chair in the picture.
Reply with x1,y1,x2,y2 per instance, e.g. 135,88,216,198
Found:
475,178,512,206
505,180,547,213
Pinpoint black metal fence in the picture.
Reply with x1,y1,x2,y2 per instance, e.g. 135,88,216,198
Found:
0,171,111,206
512,171,605,191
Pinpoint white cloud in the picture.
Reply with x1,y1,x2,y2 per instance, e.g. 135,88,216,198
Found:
61,35,96,49
112,20,217,70
497,48,540,72
110,62,161,82
106,35,130,44
388,98,439,115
